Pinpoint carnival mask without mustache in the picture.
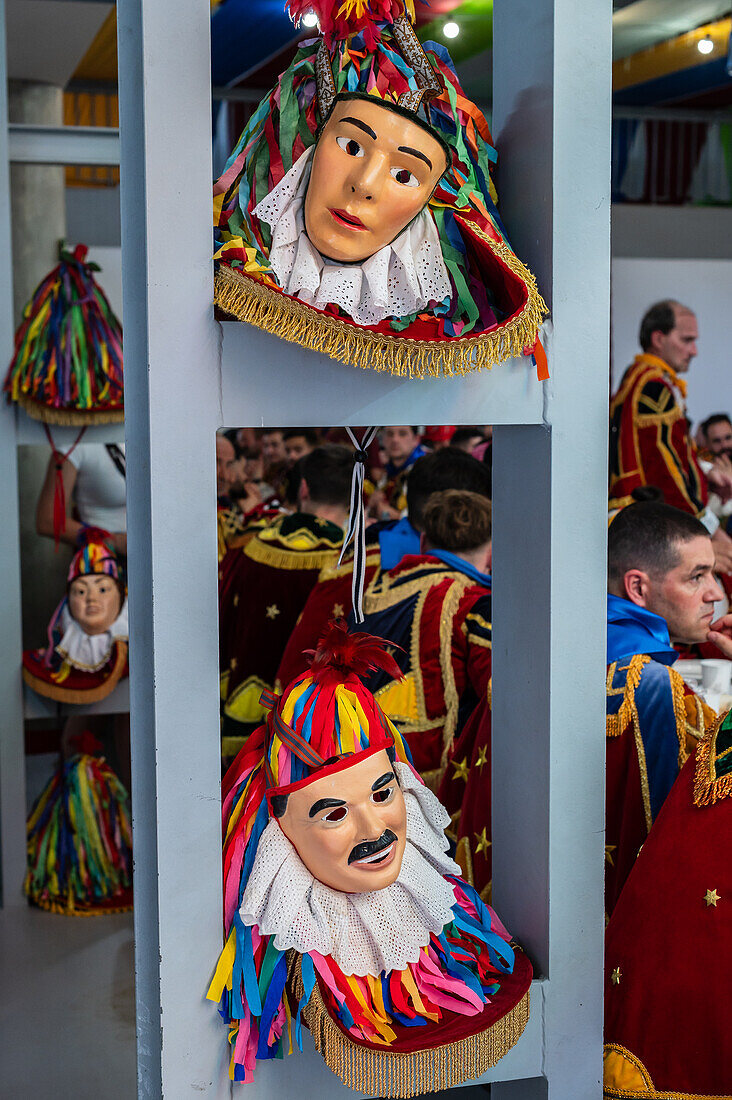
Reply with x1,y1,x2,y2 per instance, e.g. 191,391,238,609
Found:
68,574,122,636
274,749,408,892
304,98,448,263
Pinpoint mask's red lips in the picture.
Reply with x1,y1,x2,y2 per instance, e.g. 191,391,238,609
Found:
330,208,367,231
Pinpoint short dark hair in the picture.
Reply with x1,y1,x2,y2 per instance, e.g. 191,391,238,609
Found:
608,502,709,588
299,444,353,507
406,447,491,531
260,427,284,439
450,426,484,448
638,300,687,352
701,413,732,437
283,427,319,446
423,490,492,552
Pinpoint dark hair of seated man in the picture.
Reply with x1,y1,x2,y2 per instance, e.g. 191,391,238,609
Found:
422,490,492,554
298,445,354,509
608,501,708,590
406,447,491,533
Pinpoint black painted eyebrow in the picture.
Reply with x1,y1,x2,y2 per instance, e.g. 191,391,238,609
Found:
372,772,395,792
397,145,433,170
340,116,377,141
309,797,346,818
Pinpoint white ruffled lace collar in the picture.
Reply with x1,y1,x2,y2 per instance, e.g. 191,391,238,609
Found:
252,147,451,328
240,762,460,976
56,598,128,672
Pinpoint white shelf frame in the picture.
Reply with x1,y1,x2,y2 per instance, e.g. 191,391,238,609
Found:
0,0,610,1096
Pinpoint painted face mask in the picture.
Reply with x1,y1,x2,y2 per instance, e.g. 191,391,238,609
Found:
213,1,548,380
208,621,533,1095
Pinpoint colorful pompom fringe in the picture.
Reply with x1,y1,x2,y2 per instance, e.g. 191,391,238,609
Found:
4,242,123,425
25,752,132,915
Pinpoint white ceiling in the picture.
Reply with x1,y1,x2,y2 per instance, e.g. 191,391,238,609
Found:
613,0,731,60
5,0,112,86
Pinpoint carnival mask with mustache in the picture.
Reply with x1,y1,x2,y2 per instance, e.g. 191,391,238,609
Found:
274,749,408,893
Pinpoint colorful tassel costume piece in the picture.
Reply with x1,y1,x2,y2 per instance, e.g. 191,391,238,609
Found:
213,0,547,380
207,621,532,1093
25,748,132,916
4,242,123,424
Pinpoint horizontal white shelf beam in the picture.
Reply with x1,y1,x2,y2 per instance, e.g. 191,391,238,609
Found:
23,679,130,720
8,123,120,166
220,321,547,428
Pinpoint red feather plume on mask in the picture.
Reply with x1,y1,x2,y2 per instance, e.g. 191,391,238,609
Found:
305,618,404,685
286,0,414,51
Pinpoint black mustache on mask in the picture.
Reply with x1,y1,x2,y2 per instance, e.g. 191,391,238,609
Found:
348,829,398,865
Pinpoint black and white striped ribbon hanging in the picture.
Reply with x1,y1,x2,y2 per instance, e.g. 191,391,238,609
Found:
338,426,379,624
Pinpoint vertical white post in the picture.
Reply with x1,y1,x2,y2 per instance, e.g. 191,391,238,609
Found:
0,0,27,909
117,1,228,1094
492,0,611,1095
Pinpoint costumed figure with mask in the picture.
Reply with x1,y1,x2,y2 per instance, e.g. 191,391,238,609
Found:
208,621,532,1094
604,707,732,1099
22,537,132,915
22,536,129,705
213,0,547,380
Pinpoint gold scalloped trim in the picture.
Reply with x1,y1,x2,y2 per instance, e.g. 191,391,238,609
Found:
22,642,128,704
694,708,732,808
214,231,547,380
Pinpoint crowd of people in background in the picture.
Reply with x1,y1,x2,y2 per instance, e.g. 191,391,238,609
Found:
212,297,732,963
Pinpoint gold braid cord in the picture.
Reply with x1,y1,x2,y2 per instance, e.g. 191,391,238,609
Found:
603,1042,732,1099
214,232,547,380
295,958,530,1098
694,708,732,808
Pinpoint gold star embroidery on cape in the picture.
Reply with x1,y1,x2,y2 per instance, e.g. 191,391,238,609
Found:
233,594,239,607
266,604,280,620
605,845,616,866
451,757,469,782
230,658,237,671
315,517,329,527
332,603,344,619
476,745,489,771
474,827,491,857
704,889,721,907
610,967,621,985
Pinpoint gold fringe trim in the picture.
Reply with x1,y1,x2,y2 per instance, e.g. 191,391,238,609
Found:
244,535,341,571
22,642,128,704
214,232,547,380
298,963,530,1098
606,655,649,739
694,708,732,808
15,392,124,425
29,894,132,916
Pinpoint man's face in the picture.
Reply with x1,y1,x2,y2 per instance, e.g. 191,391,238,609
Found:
285,434,313,465
68,574,122,636
261,431,285,465
651,308,698,374
216,435,236,497
276,749,407,893
383,426,419,464
641,536,722,643
304,98,447,264
706,419,732,457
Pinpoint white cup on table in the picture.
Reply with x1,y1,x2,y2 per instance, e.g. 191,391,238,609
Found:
700,659,732,694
